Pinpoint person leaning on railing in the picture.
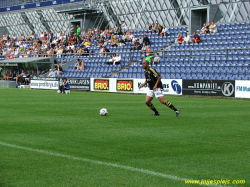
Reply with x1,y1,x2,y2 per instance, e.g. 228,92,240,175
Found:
55,64,63,75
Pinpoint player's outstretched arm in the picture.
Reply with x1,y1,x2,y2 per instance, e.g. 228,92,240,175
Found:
139,81,148,89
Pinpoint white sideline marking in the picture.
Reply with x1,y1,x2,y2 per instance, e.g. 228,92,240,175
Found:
0,142,229,187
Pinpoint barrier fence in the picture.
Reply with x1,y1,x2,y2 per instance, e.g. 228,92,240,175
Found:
30,77,250,99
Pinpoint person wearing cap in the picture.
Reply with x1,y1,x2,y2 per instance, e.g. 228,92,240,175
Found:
111,36,118,47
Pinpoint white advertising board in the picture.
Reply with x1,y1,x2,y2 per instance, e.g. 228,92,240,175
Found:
30,79,58,90
235,80,250,98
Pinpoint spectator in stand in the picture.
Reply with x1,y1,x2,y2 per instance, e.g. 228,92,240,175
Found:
192,32,201,43
74,58,80,70
153,53,161,65
121,33,128,42
146,45,151,56
77,25,81,36
84,39,91,48
48,48,55,57
182,33,191,43
140,42,147,55
80,29,85,36
24,70,32,85
114,53,121,65
121,21,127,33
118,38,126,46
160,26,169,36
67,47,74,54
102,39,108,47
16,69,26,84
55,64,63,75
206,22,211,33
152,23,157,33
138,35,143,45
103,46,110,55
175,33,183,44
108,27,114,34
126,31,134,43
200,23,208,34
3,70,12,80
77,59,84,70
131,35,138,45
111,36,118,47
107,55,113,65
147,23,152,33
143,35,151,46
157,24,163,36
47,69,55,77
209,22,218,33
112,53,121,65
114,26,122,35
39,32,44,40
70,25,74,35
76,47,83,56
99,46,105,56
131,40,142,50
82,46,89,56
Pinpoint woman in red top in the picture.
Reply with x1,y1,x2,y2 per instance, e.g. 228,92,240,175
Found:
175,33,183,44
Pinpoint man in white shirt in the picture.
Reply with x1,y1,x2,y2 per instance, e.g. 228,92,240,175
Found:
183,33,191,43
2,49,7,56
209,22,218,33
160,26,169,36
121,21,127,33
113,53,121,65
40,32,44,39
12,34,17,41
131,35,138,45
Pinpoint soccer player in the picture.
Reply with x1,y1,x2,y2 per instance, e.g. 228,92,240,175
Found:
139,61,180,116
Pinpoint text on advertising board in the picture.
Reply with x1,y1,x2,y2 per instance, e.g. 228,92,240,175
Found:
94,79,109,91
117,79,133,92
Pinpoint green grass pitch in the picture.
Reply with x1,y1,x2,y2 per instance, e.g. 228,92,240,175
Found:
0,89,249,187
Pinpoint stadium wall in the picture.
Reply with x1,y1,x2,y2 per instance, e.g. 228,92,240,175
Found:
29,78,250,99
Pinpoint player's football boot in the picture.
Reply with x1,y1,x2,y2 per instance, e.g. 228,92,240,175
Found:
175,110,180,117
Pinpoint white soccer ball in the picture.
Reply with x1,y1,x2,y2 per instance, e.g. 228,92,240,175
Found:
57,90,61,94
100,108,108,116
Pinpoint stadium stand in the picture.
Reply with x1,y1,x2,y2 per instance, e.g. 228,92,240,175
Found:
56,22,249,80
0,21,249,81
0,0,249,82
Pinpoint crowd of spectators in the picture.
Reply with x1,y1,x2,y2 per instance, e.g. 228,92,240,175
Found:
0,20,218,61
200,22,218,34
0,20,220,78
147,23,170,36
2,68,51,84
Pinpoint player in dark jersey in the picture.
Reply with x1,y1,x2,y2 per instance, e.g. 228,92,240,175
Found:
139,60,180,116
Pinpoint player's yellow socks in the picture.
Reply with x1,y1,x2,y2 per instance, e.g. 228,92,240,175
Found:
164,101,177,111
147,103,159,114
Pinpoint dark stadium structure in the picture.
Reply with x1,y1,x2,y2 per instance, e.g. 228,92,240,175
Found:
0,0,249,80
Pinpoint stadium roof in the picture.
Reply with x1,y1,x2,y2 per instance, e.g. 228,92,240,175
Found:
0,57,53,64
54,3,98,14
